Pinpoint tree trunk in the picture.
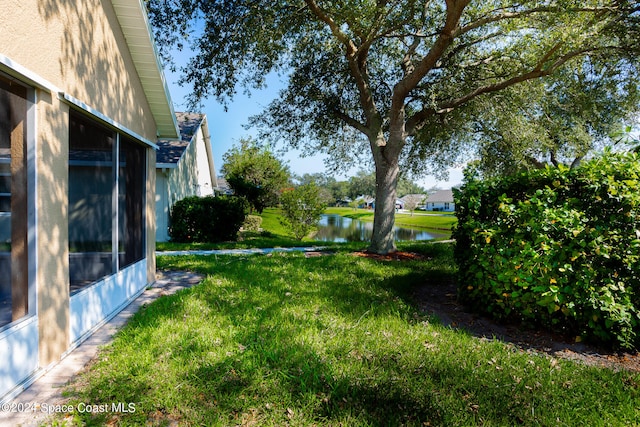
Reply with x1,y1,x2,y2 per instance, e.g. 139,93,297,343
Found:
368,150,400,254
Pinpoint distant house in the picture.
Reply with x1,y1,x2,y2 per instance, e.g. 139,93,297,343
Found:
156,113,217,242
357,196,375,209
215,176,234,195
0,0,179,401
425,189,455,212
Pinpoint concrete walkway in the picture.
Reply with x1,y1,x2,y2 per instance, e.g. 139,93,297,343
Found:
156,246,327,257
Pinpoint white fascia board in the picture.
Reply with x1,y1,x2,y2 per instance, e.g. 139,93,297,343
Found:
0,54,60,93
60,93,159,150
110,0,179,139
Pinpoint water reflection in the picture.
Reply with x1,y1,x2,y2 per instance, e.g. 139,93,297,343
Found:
314,214,448,242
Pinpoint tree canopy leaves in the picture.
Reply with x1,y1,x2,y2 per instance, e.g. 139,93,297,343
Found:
473,57,640,177
220,138,290,213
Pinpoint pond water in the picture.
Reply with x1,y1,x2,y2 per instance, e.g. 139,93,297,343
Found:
314,214,449,242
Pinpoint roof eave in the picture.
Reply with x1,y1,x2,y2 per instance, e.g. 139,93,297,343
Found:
111,0,179,139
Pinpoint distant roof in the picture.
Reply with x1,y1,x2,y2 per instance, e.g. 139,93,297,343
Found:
216,176,229,187
156,112,204,165
426,189,454,203
215,176,234,194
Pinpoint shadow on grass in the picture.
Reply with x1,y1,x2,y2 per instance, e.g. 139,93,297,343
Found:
184,337,449,426
64,243,640,426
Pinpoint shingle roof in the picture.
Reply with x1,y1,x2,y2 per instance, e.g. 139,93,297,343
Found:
156,112,204,165
425,189,454,203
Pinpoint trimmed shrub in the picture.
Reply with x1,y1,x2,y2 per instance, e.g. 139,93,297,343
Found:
454,152,640,349
170,195,248,243
242,215,263,231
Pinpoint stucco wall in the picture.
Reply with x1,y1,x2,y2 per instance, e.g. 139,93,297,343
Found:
0,0,157,141
156,126,215,242
170,124,216,199
0,0,162,369
155,122,217,242
36,93,70,366
194,121,215,197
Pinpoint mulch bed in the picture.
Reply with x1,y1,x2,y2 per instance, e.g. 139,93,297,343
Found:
351,250,428,261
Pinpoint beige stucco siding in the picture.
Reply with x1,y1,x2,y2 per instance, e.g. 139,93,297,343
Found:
0,0,162,368
35,92,70,366
0,0,157,141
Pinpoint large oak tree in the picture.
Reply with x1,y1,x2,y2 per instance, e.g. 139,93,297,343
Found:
148,0,639,254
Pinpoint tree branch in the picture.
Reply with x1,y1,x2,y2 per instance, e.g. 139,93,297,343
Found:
331,108,369,136
305,0,380,135
303,0,351,47
393,0,471,102
441,31,505,66
457,6,620,37
405,45,612,136
388,0,470,139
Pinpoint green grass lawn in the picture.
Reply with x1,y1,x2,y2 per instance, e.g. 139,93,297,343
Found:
325,207,457,231
58,243,639,426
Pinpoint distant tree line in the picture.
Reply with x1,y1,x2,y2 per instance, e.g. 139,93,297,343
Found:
295,170,435,206
220,137,435,210
217,138,437,239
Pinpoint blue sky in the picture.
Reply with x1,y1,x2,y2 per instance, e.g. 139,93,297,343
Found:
163,61,464,190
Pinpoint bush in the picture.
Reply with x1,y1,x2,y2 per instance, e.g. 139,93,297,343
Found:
454,152,640,349
242,215,263,231
170,195,248,243
279,183,327,240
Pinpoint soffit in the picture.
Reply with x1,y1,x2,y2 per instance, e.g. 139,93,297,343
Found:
110,0,179,139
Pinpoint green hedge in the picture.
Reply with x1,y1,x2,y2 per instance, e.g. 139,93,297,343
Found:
453,152,640,349
170,195,248,243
